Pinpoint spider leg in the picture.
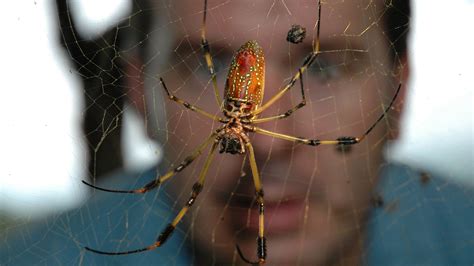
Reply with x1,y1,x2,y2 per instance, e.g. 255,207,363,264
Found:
201,0,224,110
248,83,401,146
251,0,321,116
160,77,224,122
82,129,221,194
251,69,305,124
236,141,266,265
250,126,357,146
84,140,220,255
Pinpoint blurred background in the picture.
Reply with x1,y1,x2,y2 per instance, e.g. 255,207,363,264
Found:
0,0,472,222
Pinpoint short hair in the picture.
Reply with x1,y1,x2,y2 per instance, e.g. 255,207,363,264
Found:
384,0,411,58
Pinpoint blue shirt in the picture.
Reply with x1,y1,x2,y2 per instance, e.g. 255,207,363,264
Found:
366,164,474,265
2,165,473,265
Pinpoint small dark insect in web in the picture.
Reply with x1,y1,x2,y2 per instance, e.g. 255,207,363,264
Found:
420,172,431,185
371,193,384,208
287,24,306,44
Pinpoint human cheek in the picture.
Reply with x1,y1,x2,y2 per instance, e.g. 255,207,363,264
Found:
294,63,386,206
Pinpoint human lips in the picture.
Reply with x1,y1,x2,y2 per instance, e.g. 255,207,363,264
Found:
227,192,306,235
257,198,306,233
212,155,319,236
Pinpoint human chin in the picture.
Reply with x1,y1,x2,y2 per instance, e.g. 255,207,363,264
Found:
223,200,357,265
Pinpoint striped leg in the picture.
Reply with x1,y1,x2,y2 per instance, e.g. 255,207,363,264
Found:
160,77,224,122
82,130,220,194
236,141,266,265
84,140,219,255
201,0,224,110
251,70,306,124
248,83,402,147
251,0,321,117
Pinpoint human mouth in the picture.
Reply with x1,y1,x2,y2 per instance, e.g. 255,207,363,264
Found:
260,198,306,233
229,195,306,235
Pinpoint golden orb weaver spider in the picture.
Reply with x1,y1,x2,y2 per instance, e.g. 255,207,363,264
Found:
82,0,401,264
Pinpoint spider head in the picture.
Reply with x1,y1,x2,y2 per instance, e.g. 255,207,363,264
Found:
220,135,244,154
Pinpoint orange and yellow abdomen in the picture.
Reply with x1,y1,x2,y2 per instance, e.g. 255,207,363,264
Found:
224,41,265,111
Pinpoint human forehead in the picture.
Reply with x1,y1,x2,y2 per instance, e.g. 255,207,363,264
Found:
165,0,383,47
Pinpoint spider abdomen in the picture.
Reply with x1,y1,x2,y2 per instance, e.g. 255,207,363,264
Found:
224,40,265,111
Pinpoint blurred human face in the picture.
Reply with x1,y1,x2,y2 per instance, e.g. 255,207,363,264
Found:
144,0,400,265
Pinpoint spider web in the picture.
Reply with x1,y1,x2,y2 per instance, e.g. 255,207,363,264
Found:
1,0,474,265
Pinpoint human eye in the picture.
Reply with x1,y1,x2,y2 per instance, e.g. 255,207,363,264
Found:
198,48,232,78
308,56,343,82
307,51,369,83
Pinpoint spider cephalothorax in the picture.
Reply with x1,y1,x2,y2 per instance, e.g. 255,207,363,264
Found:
219,101,252,154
